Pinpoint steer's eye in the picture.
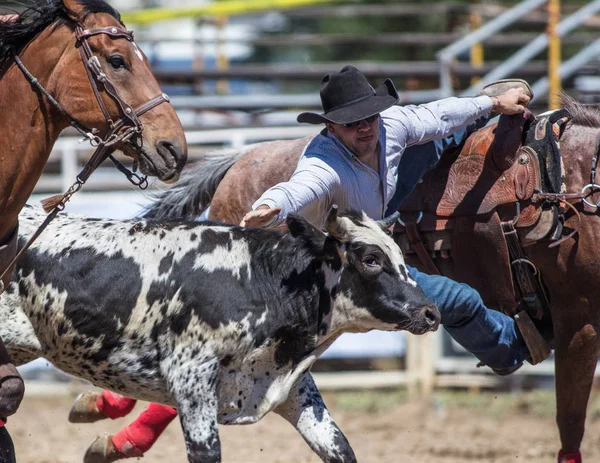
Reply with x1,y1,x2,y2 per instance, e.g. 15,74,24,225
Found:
108,55,126,70
363,257,379,268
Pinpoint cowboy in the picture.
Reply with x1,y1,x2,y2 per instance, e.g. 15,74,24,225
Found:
241,65,533,376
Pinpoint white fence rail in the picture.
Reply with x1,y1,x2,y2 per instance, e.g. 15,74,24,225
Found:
38,125,320,194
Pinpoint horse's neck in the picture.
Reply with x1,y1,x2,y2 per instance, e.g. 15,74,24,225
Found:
0,27,70,241
560,123,600,191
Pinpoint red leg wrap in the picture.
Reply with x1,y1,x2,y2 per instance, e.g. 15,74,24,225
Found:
558,450,582,463
112,403,177,455
96,390,137,419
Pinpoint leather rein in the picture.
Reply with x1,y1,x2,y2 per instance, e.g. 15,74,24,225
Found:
0,23,170,293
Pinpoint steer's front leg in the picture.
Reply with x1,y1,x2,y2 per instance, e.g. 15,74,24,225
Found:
274,373,357,463
167,358,221,463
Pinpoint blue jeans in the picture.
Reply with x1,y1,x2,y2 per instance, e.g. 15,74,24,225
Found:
390,120,529,369
408,266,529,369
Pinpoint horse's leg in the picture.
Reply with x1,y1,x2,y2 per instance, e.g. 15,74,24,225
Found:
69,389,137,423
0,344,21,463
0,426,15,463
274,373,357,463
0,292,36,420
83,403,177,462
554,320,600,463
0,340,23,419
0,342,22,463
112,404,177,454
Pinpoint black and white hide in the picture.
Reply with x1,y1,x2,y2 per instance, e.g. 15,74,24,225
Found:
0,205,440,463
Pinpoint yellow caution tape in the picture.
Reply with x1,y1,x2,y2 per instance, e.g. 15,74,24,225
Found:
121,0,346,24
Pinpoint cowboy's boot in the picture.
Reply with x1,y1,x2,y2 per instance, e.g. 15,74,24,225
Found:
84,435,143,463
68,392,107,423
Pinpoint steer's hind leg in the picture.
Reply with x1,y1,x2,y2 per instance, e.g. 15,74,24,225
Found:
167,358,221,463
274,373,357,463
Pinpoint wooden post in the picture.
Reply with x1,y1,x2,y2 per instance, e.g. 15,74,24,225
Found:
547,0,561,110
406,333,436,398
419,333,435,396
469,2,484,86
405,334,420,399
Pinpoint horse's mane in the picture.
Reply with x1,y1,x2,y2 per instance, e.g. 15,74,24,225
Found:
0,0,120,72
561,93,600,128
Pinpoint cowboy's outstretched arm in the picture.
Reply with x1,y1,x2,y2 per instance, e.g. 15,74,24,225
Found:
242,156,338,228
387,89,528,148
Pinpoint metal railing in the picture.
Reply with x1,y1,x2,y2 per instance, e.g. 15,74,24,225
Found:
436,0,548,99
531,37,600,101
437,0,600,100
462,0,600,98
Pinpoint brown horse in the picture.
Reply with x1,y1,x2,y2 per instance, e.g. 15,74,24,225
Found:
144,99,600,463
0,0,187,456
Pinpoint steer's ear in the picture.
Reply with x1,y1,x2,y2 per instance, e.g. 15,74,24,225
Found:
286,214,326,251
287,214,343,262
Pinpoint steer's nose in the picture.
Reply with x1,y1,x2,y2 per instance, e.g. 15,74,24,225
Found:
422,305,441,331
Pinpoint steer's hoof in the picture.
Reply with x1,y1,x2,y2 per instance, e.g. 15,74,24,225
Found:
83,435,122,463
68,392,106,423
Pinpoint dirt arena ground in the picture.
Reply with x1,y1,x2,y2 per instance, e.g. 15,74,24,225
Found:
8,383,600,463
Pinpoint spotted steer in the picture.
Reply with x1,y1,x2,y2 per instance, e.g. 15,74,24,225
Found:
0,205,440,463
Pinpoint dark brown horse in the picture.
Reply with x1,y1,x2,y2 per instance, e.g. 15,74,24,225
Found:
144,99,600,463
0,0,187,456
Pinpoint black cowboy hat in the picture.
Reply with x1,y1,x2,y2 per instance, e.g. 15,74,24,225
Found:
297,65,399,125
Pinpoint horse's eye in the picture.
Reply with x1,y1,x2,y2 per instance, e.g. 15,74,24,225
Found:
108,55,126,70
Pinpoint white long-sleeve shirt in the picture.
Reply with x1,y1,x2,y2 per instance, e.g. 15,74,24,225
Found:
253,96,493,229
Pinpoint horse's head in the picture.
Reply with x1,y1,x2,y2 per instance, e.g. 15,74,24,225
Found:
62,0,187,182
10,0,187,183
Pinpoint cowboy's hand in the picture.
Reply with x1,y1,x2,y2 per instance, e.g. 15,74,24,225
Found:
491,88,530,116
240,206,281,228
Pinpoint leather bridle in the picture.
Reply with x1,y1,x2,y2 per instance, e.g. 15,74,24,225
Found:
0,22,172,293
12,23,171,188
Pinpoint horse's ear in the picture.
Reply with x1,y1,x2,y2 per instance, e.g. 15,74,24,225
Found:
62,0,86,22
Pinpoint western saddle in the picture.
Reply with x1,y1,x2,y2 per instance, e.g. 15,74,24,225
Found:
393,111,570,365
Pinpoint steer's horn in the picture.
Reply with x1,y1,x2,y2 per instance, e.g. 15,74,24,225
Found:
325,205,345,240
376,211,401,231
